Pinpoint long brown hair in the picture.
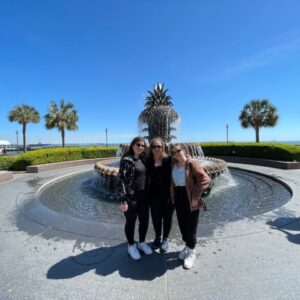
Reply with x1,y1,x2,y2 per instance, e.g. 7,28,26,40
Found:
121,136,147,159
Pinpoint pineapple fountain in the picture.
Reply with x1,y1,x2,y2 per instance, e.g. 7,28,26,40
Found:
95,83,227,187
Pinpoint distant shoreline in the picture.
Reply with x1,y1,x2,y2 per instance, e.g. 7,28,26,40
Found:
26,141,300,149
2,141,300,152
268,141,300,145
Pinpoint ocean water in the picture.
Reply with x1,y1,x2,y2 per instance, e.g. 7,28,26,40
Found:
270,141,300,145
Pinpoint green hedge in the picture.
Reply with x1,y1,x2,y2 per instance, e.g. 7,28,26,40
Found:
2,143,299,171
9,147,117,171
0,156,17,170
200,142,300,162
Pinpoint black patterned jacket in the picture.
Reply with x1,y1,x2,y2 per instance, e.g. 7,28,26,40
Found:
118,155,147,204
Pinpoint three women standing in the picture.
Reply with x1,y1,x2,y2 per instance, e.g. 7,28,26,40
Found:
119,137,211,270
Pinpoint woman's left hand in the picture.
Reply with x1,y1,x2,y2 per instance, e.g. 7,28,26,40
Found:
120,202,128,212
191,199,199,208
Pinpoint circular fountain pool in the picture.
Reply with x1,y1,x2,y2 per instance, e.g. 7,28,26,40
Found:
39,168,292,228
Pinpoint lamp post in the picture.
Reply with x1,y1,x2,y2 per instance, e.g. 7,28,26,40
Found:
16,130,19,153
226,124,229,143
105,128,108,147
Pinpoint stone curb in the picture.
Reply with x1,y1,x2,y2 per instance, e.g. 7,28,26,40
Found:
0,171,13,182
25,155,300,174
26,157,115,173
215,156,300,169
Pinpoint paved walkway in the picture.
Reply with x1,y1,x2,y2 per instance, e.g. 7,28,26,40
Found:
1,163,300,300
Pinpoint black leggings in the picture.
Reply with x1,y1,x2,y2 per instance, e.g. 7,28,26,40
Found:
150,190,174,239
124,190,149,245
174,187,200,249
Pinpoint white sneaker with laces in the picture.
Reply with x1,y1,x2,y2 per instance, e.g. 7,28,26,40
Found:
138,242,153,255
178,246,188,260
183,247,196,269
128,244,141,260
160,238,169,252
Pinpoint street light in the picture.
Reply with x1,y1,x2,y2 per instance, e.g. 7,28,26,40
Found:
226,124,229,143
105,128,108,147
16,130,19,153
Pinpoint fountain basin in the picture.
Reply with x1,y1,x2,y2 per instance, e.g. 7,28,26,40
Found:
38,168,292,238
94,157,227,179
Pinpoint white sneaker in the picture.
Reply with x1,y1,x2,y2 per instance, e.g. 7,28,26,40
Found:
128,244,141,260
160,238,169,252
137,242,153,255
183,247,196,269
178,246,188,260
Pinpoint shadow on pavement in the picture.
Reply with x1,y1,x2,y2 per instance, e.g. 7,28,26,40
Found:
267,217,300,245
47,243,181,281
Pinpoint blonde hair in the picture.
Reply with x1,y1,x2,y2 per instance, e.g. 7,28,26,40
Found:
148,137,168,159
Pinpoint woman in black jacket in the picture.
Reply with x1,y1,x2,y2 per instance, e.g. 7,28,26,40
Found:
147,138,174,252
119,136,153,260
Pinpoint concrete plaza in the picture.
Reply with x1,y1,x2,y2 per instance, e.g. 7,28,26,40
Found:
1,163,300,300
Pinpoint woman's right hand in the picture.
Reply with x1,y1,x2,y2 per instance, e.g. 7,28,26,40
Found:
120,202,128,212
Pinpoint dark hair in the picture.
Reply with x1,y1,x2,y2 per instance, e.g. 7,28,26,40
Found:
121,136,146,159
147,137,168,160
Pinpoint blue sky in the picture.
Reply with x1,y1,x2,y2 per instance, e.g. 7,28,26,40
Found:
0,0,299,144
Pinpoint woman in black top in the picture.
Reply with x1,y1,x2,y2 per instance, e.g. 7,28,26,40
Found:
119,136,153,260
147,138,174,252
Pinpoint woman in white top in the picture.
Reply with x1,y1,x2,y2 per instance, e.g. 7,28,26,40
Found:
170,143,210,269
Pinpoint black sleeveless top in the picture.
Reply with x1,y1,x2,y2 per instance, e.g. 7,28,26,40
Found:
147,156,172,192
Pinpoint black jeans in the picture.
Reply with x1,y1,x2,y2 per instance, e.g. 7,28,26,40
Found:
174,186,200,249
150,190,174,239
124,190,149,245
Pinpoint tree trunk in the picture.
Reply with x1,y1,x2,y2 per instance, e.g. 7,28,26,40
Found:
61,128,65,147
23,123,27,152
255,126,260,143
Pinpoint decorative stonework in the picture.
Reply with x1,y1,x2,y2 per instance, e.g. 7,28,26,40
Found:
94,158,119,177
94,156,227,179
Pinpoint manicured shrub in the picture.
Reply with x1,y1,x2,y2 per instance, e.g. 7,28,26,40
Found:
10,158,31,171
200,142,300,161
80,148,116,159
0,156,17,170
6,143,300,171
9,147,117,171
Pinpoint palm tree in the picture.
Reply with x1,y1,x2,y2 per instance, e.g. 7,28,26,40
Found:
8,104,40,152
139,83,179,142
44,99,79,147
239,99,279,143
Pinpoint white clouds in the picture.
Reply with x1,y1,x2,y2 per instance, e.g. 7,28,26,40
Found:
224,37,300,77
198,33,300,82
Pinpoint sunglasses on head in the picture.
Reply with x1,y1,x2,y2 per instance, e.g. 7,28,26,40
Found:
135,143,145,148
151,145,162,149
171,149,182,155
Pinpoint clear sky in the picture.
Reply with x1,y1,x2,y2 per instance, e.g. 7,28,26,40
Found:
0,0,299,145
